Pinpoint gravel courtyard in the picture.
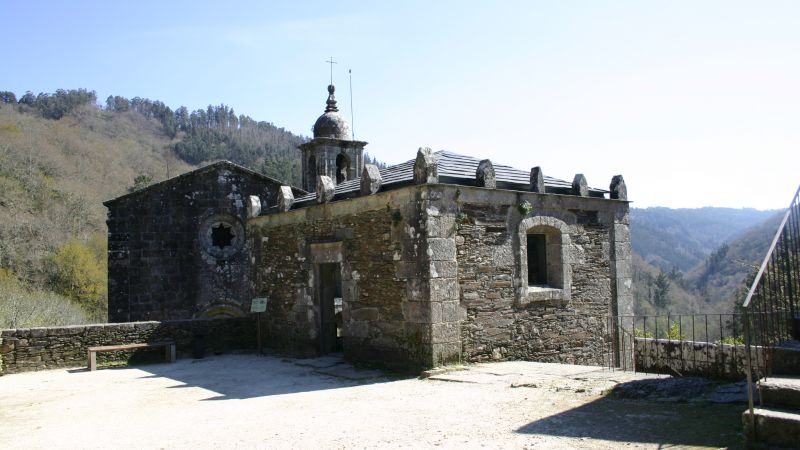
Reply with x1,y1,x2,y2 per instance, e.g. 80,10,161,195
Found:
0,354,745,449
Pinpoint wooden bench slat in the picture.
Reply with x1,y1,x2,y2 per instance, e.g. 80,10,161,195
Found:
87,341,176,371
88,341,174,352
89,343,149,352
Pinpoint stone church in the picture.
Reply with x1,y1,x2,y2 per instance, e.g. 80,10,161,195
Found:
105,84,632,370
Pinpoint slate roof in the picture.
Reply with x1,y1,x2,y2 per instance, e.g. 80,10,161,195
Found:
104,160,307,206
291,150,607,207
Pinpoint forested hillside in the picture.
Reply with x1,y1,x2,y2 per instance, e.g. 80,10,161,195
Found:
0,88,318,327
104,95,305,185
631,253,708,316
0,88,389,328
686,211,783,311
630,207,783,315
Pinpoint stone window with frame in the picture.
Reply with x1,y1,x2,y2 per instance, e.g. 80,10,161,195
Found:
518,216,572,306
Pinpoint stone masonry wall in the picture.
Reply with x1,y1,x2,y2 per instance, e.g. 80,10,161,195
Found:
455,188,628,366
508,223,611,364
249,188,438,370
249,184,629,370
0,317,255,375
634,337,765,380
106,163,288,322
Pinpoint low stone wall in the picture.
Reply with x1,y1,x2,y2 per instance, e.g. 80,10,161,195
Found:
634,337,765,380
0,317,256,375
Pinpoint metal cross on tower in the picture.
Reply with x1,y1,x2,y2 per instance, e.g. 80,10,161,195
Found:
326,57,337,85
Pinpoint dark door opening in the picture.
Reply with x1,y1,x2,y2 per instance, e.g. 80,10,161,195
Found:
319,263,343,354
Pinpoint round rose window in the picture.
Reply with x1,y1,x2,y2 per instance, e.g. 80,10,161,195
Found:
199,214,244,259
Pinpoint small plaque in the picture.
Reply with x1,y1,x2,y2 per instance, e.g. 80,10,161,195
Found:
250,297,268,313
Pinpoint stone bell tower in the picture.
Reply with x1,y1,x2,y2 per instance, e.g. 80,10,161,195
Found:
300,84,367,193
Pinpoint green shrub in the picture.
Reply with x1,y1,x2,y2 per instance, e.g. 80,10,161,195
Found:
633,328,654,338
127,174,154,193
517,200,533,216
48,235,107,321
718,335,744,345
666,321,686,340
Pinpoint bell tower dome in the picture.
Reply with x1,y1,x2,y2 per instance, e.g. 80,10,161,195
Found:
300,84,367,193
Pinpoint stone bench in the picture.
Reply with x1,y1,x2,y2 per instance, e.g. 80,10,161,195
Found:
87,341,176,371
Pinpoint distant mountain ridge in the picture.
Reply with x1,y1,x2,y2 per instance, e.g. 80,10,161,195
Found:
631,206,783,315
631,207,779,272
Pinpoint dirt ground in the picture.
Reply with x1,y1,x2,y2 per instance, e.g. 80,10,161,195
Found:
0,354,746,449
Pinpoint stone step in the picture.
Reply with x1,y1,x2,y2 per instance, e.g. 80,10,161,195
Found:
773,342,800,375
743,407,800,449
760,375,800,410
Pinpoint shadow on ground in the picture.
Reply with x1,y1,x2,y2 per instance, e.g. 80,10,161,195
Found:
83,353,401,401
517,378,747,449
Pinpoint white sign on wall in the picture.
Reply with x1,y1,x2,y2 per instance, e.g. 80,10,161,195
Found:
250,297,268,313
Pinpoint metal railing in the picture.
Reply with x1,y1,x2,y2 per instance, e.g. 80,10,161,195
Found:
605,313,761,378
742,185,800,430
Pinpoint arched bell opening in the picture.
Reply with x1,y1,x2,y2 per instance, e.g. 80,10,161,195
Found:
335,153,350,184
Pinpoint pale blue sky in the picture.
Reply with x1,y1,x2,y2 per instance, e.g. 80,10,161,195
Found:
2,1,798,208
